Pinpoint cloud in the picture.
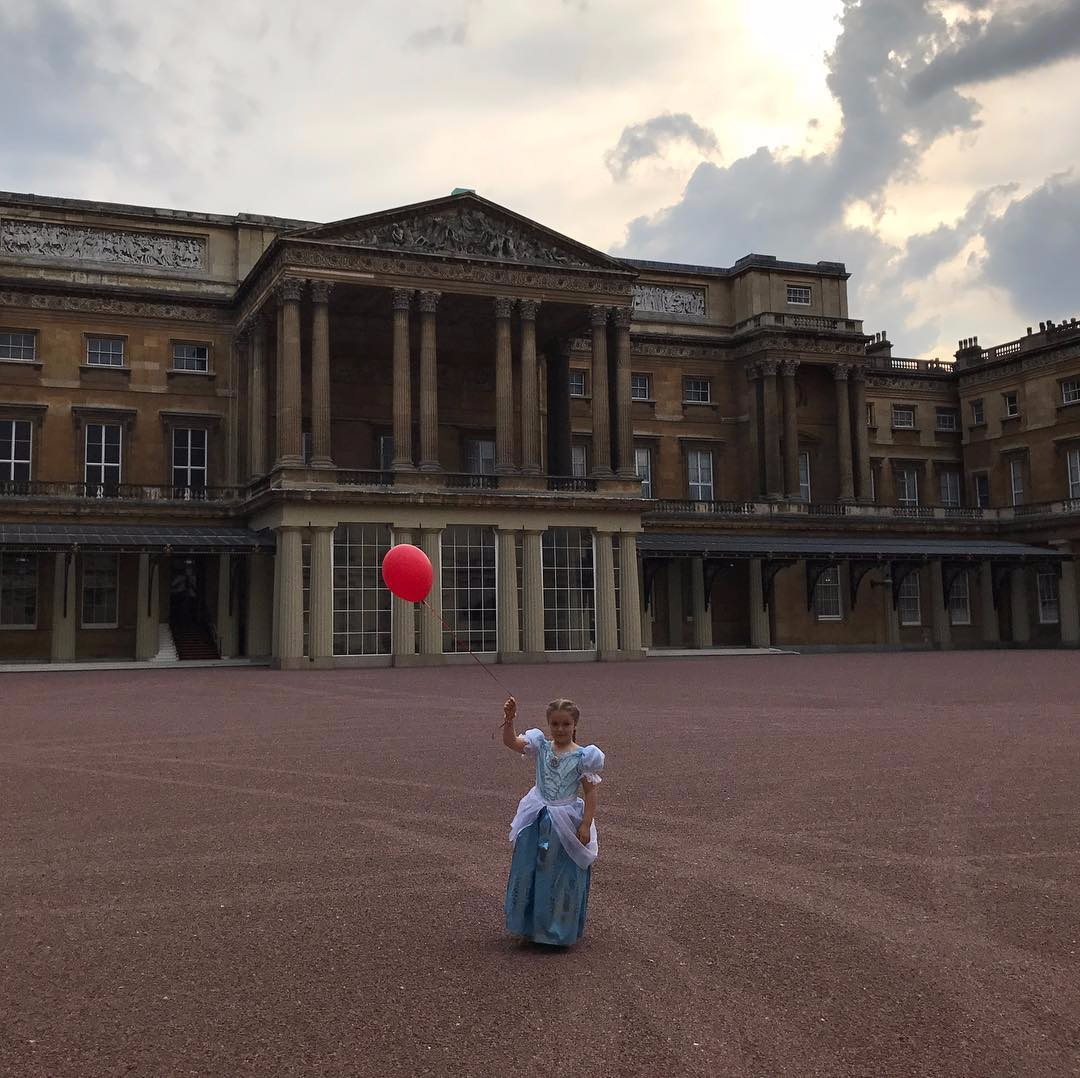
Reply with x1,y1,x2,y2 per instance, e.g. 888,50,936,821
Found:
604,113,720,181
405,22,468,50
908,0,1080,102
980,170,1080,317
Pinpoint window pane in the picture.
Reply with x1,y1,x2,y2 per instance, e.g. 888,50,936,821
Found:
0,553,37,626
1037,573,1059,624
333,524,392,655
542,527,595,651
1068,448,1080,499
0,332,36,361
634,447,652,497
81,553,119,626
631,374,650,400
814,567,842,620
948,573,971,626
87,337,124,366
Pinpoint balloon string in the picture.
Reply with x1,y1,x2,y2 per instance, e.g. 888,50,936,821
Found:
419,599,515,700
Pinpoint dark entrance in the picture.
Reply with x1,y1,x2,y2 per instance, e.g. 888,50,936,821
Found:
168,556,219,660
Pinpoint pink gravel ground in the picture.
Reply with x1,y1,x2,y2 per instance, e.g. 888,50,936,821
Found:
1,651,1078,1077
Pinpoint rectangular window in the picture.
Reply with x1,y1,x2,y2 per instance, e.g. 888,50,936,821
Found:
0,419,32,484
935,408,959,432
441,525,497,654
1062,379,1080,405
81,553,119,628
898,573,921,626
869,467,877,503
0,553,37,627
542,527,595,652
813,567,842,620
301,430,313,465
866,403,876,428
172,342,209,373
683,377,711,403
974,473,990,508
571,444,589,478
86,337,125,367
0,331,36,362
631,373,651,400
798,450,811,502
1009,457,1024,506
948,572,971,626
568,369,587,397
1068,446,1080,499
892,405,915,429
634,446,652,498
1037,573,1060,624
333,523,392,656
172,428,207,493
970,399,985,425
896,466,919,506
1003,392,1019,418
84,423,121,492
465,438,495,476
378,434,394,477
687,449,714,500
939,470,962,508
786,285,811,305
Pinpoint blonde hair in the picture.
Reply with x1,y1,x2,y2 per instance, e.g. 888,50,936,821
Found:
546,698,580,736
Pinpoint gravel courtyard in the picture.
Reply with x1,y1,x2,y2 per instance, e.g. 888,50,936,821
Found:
2,652,1078,1077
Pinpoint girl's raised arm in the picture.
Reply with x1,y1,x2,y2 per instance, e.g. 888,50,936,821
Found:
501,697,527,754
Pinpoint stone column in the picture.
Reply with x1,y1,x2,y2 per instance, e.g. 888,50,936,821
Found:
618,533,643,658
834,363,855,501
391,528,417,659
760,359,783,497
590,306,612,477
391,288,414,471
494,296,515,474
745,362,763,498
275,278,304,466
246,554,274,657
1010,567,1030,644
418,290,441,471
851,366,872,502
216,554,238,659
781,358,801,498
595,531,618,659
613,307,635,478
247,315,269,479
309,526,335,666
929,559,952,650
309,280,334,468
691,557,713,649
419,528,443,657
518,299,541,475
497,529,520,659
273,526,305,668
748,558,771,648
1059,560,1079,646
522,528,546,659
979,561,1000,644
50,551,77,662
135,553,158,660
638,559,653,649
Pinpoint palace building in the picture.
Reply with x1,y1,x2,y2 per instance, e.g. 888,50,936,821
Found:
0,188,1077,668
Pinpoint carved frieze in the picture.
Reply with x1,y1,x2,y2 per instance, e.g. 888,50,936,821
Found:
0,218,205,271
632,283,706,318
0,288,223,324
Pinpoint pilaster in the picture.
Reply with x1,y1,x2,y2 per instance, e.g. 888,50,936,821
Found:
745,362,763,498
391,528,417,660
618,533,643,658
691,557,713,649
216,554,238,659
246,554,274,657
929,559,952,650
519,299,541,475
850,366,872,502
979,561,1000,645
418,290,441,471
748,558,771,648
781,358,801,498
1010,567,1031,644
135,553,158,661
834,363,855,502
613,307,635,478
760,359,783,497
273,526,305,669
497,529,520,660
275,277,304,467
594,531,618,659
419,528,444,658
521,529,546,662
309,527,335,667
247,314,269,479
50,551,77,663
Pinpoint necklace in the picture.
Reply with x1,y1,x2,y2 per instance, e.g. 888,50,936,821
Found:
548,744,574,769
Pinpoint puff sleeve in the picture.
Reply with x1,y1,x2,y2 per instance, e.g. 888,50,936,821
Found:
521,728,545,758
578,744,605,786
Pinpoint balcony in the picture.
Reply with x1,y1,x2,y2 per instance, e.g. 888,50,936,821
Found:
733,312,864,335
867,356,955,376
0,481,246,503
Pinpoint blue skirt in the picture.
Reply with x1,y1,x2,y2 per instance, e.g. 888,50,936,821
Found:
505,809,591,946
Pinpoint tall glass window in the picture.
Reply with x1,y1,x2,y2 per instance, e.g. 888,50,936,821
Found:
0,419,32,485
898,573,921,625
571,445,588,478
634,446,652,498
172,428,207,493
798,451,811,502
687,449,713,500
543,527,595,651
0,331,36,361
86,337,125,367
1067,446,1080,499
85,424,121,492
1037,572,1059,624
1009,458,1024,506
465,439,495,475
332,524,391,655
895,466,919,506
939,470,961,508
974,473,990,508
0,554,37,627
81,553,119,627
948,572,971,626
441,526,497,653
813,567,842,620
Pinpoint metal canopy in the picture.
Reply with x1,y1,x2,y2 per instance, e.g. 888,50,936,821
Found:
637,531,1067,562
0,523,275,554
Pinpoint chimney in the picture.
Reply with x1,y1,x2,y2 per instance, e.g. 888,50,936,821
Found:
865,329,892,359
954,335,982,369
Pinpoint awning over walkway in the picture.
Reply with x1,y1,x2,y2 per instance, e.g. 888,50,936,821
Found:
0,523,275,554
637,532,1068,563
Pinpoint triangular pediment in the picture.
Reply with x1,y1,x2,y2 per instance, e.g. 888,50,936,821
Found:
288,193,626,272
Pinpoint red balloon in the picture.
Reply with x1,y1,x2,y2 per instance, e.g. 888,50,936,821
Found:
381,544,433,603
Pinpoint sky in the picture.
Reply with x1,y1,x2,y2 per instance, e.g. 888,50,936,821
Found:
1,0,1079,359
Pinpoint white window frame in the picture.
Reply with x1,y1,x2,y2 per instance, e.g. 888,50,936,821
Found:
948,572,971,626
786,284,811,306
895,466,919,507
898,573,921,626
377,433,394,475
866,403,875,428
630,373,651,401
570,444,589,478
1003,392,1019,418
1062,379,1080,406
84,423,122,491
683,377,711,404
0,330,37,362
0,419,32,484
86,336,125,367
1009,457,1024,507
0,553,38,629
1037,572,1059,625
465,438,496,476
687,449,714,500
1067,446,1080,499
634,446,652,498
935,409,959,432
892,405,916,430
970,399,985,425
939,470,961,508
798,450,811,502
568,369,587,398
172,427,208,492
171,341,210,373
813,567,842,621
81,553,119,629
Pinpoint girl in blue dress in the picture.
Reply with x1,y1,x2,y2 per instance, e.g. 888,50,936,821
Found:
501,696,605,946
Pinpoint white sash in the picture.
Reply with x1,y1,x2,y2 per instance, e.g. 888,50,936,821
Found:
508,785,598,870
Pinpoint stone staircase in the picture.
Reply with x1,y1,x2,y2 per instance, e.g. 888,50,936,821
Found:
169,620,220,661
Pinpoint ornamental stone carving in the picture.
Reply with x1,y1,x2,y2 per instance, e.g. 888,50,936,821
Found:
276,277,304,304
418,290,440,313
632,283,706,318
392,287,413,310
612,306,633,329
758,358,780,376
494,296,514,319
833,363,851,381
518,298,540,320
0,218,205,270
745,361,762,381
322,206,593,269
590,304,610,327
0,288,220,324
309,279,334,303
780,359,800,377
